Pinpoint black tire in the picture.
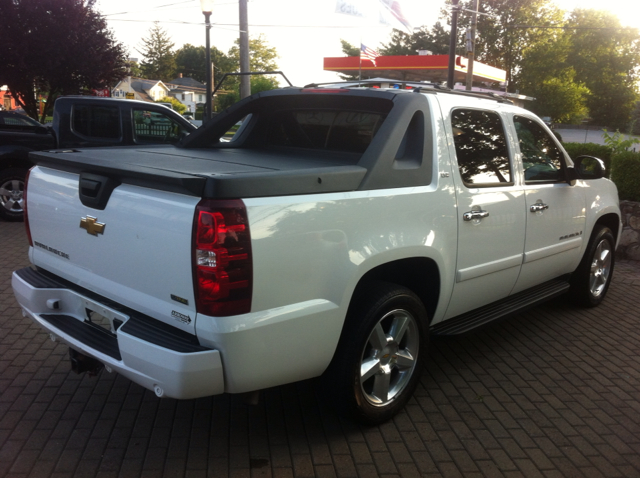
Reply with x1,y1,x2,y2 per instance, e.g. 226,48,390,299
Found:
0,167,28,222
570,226,615,307
323,282,429,425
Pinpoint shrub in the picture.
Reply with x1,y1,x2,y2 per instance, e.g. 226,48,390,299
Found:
562,142,613,177
603,129,640,155
552,130,563,143
610,151,640,202
156,96,186,115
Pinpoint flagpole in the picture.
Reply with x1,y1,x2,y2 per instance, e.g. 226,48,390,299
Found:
359,37,362,84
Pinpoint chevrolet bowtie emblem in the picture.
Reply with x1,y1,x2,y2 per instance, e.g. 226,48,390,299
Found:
80,216,106,236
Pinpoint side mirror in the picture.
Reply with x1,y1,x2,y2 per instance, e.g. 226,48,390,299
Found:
35,125,50,135
565,166,579,186
573,155,606,180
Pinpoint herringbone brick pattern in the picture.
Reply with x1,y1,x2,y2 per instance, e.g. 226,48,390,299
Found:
1,220,639,477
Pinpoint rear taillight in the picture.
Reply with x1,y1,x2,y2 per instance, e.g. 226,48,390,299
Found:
24,168,33,247
193,199,252,316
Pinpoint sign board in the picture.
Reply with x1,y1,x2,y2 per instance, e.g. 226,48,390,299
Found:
92,88,111,97
126,93,135,100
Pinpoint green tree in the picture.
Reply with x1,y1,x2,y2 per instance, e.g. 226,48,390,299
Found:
379,22,450,56
228,34,278,72
340,39,360,57
629,101,640,135
528,73,589,123
126,59,143,77
453,0,564,90
519,33,589,123
138,22,177,82
175,44,235,85
0,0,127,121
565,9,640,128
337,40,361,81
217,35,279,109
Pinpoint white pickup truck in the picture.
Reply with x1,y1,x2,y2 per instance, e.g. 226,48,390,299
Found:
12,86,621,424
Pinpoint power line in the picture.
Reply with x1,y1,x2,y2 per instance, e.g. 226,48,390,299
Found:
512,25,638,30
102,0,238,17
106,18,382,29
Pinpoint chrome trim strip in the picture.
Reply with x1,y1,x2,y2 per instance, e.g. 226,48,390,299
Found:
456,254,523,283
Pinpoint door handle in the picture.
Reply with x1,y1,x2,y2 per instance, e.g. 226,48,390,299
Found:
530,202,549,212
463,209,490,221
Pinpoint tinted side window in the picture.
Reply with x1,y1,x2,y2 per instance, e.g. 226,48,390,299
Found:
514,116,564,183
133,109,187,144
72,105,120,139
451,109,512,186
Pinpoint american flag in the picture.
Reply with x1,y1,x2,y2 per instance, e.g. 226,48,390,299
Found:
361,44,379,67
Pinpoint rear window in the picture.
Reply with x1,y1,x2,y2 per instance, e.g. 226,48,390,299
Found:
267,109,385,153
72,105,121,139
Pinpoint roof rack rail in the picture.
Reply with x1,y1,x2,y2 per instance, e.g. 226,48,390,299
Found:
302,80,514,105
302,79,444,89
412,85,514,104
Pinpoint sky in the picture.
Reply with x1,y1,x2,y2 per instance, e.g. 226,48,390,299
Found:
96,0,640,87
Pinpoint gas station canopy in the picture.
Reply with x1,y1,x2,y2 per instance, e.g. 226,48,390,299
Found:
323,54,507,84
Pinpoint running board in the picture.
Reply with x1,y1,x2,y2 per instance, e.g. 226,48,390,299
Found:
431,278,571,336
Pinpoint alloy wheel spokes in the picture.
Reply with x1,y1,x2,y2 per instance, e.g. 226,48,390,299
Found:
589,239,612,297
359,309,420,406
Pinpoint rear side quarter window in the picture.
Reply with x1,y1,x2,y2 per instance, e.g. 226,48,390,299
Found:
72,104,121,140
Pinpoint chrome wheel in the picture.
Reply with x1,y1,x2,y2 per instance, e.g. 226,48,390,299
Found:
0,178,24,214
589,239,612,298
359,308,419,407
570,226,615,307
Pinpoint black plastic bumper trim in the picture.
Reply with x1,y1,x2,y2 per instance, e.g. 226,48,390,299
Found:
15,267,209,354
41,314,122,360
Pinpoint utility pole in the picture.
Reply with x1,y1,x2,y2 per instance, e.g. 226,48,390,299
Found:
447,0,460,89
200,0,213,123
239,0,250,100
465,0,479,91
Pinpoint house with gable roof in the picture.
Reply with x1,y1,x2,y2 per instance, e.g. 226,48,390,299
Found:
165,75,207,114
112,75,207,114
112,77,170,103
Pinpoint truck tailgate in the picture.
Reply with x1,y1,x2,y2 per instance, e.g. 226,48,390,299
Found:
27,165,200,334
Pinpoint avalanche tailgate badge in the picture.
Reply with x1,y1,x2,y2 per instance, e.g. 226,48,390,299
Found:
80,216,106,236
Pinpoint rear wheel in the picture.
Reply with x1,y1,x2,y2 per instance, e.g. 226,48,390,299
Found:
0,168,28,221
570,226,615,307
324,282,429,425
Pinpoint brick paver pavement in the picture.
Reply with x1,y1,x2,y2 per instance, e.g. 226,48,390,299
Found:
1,220,639,478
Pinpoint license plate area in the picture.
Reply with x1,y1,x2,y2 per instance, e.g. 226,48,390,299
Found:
82,298,129,335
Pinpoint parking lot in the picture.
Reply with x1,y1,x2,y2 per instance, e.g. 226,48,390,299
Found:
1,219,639,477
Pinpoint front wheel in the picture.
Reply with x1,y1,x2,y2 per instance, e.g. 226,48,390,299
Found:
324,283,429,425
570,226,615,307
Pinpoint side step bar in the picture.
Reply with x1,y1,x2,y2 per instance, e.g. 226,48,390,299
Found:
431,278,571,336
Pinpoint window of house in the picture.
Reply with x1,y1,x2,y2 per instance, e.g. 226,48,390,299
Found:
181,94,185,100
451,109,512,186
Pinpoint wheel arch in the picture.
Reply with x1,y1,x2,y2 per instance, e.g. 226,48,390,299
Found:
594,212,620,241
0,149,34,172
348,257,440,324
